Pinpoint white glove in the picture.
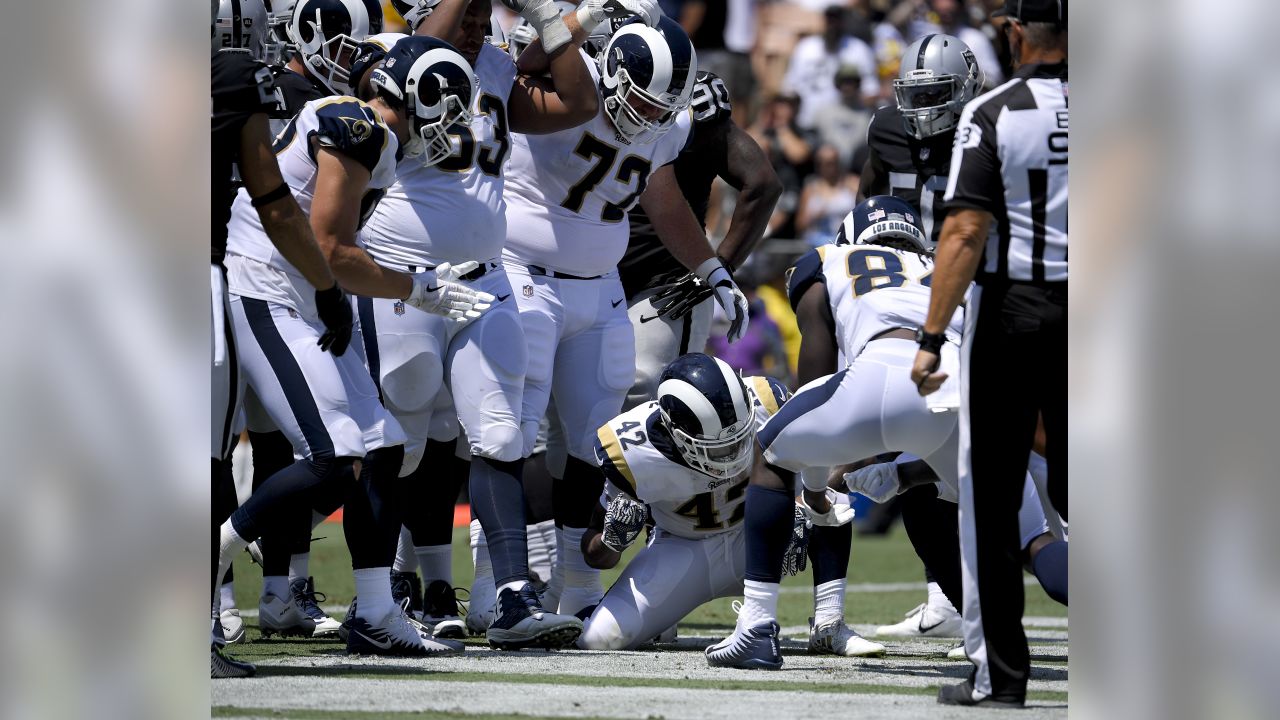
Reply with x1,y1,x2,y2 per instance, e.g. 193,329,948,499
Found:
843,462,902,504
497,0,572,52
799,488,855,527
405,262,495,323
695,257,749,343
576,0,663,33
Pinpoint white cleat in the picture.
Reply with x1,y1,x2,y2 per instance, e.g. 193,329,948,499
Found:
219,607,246,644
946,642,968,660
808,617,887,657
258,592,317,638
873,602,962,638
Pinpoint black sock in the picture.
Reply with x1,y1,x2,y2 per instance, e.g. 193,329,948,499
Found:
900,483,964,609
230,454,355,543
809,522,853,585
469,456,528,586
248,430,300,577
343,446,407,570
1031,540,1068,605
744,482,796,584
522,451,556,525
404,439,468,548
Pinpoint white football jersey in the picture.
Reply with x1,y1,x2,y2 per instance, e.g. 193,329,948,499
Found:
360,43,518,267
596,377,784,540
502,51,693,277
787,243,965,361
227,97,399,286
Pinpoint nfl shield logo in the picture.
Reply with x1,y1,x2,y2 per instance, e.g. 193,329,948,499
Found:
523,285,534,298
920,147,930,161
394,301,405,316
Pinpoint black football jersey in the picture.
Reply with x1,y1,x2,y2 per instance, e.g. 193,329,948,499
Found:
269,66,329,136
620,71,733,299
212,49,283,264
863,104,955,246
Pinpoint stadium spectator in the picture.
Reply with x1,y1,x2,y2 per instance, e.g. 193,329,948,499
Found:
903,0,1004,87
782,5,880,128
678,0,761,125
811,64,873,168
748,93,815,238
707,284,790,380
796,145,859,248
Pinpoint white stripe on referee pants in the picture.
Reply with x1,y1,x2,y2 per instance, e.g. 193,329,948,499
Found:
957,283,991,698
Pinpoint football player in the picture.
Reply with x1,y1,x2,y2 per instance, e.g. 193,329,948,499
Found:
706,196,1055,669
858,34,984,639
576,355,801,650
211,9,346,676
216,36,494,658
500,14,752,621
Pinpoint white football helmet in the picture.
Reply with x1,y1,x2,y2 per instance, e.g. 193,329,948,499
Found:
370,36,477,167
598,16,697,144
288,0,384,94
894,33,983,139
213,0,270,60
656,354,755,480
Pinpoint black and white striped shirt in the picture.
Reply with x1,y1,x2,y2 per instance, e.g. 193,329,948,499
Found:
944,62,1068,283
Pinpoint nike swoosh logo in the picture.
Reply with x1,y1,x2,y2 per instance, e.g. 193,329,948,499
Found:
354,629,394,650
611,298,624,308
918,616,945,633
639,314,661,323
495,294,510,302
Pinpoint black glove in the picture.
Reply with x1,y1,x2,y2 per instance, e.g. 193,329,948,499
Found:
314,284,353,356
649,272,714,321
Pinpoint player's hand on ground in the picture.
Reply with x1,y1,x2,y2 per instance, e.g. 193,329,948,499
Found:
910,348,947,396
843,462,902,504
602,493,649,552
314,283,354,356
800,487,855,527
406,262,495,323
696,258,749,343
650,272,713,321
579,0,663,28
781,503,811,576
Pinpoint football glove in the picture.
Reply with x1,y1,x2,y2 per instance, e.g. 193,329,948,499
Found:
314,283,353,356
405,262,496,323
799,487,855,527
843,462,902,504
576,0,663,33
649,272,714,321
781,503,811,576
601,493,649,553
695,257,749,343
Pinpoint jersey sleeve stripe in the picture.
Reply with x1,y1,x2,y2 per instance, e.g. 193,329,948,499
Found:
596,425,638,496
750,376,780,416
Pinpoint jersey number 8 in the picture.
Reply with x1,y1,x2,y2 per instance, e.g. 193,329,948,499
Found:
845,248,932,297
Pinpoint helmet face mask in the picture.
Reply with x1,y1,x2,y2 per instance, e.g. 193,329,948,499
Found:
290,0,383,95
660,407,755,480
893,34,983,139
371,38,476,168
603,67,682,144
266,0,298,64
406,93,472,167
655,354,756,481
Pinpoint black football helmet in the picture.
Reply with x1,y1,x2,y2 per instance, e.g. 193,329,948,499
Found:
288,0,383,94
598,16,697,144
835,195,929,253
370,35,476,167
656,354,755,479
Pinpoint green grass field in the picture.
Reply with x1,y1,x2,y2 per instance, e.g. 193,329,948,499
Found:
216,521,1068,719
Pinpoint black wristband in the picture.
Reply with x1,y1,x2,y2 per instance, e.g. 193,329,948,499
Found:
915,328,946,355
315,283,343,303
250,182,292,208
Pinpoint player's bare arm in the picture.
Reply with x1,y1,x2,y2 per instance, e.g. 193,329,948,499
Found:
912,207,990,394
581,501,622,570
637,165,718,271
714,124,782,270
310,147,414,300
857,145,887,202
238,112,336,293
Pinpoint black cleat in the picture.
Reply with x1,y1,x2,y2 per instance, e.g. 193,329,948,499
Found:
937,680,1025,708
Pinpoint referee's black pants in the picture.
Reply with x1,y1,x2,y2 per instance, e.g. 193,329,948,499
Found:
958,280,1066,700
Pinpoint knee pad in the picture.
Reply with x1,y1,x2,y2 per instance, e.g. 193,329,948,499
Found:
472,422,524,464
578,609,628,651
381,351,444,417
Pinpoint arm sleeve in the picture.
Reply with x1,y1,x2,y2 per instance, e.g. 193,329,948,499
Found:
943,101,1002,213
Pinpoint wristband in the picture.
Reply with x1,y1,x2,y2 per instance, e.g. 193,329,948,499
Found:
528,0,571,54
250,182,291,208
915,328,946,355
694,257,726,284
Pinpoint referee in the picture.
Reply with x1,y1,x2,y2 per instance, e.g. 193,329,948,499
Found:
910,0,1067,708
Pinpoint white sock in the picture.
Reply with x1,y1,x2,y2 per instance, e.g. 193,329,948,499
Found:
559,526,602,615
813,578,846,626
262,575,290,602
393,527,415,573
738,580,780,631
288,553,310,586
220,582,237,612
927,581,956,613
215,522,248,607
470,520,497,611
353,567,395,622
415,544,453,586
526,519,556,583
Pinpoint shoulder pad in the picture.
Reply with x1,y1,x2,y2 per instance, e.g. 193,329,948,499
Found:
690,71,732,125
784,247,826,313
595,424,638,498
312,100,388,174
744,375,791,419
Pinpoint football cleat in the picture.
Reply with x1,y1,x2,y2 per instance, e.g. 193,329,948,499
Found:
705,622,783,670
946,642,967,660
937,679,1025,708
290,576,341,637
653,624,678,644
211,644,256,678
486,584,582,650
345,607,466,657
466,572,497,636
808,617,887,657
390,570,424,618
220,607,246,644
259,592,317,638
422,580,467,639
873,602,963,638
337,597,357,643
